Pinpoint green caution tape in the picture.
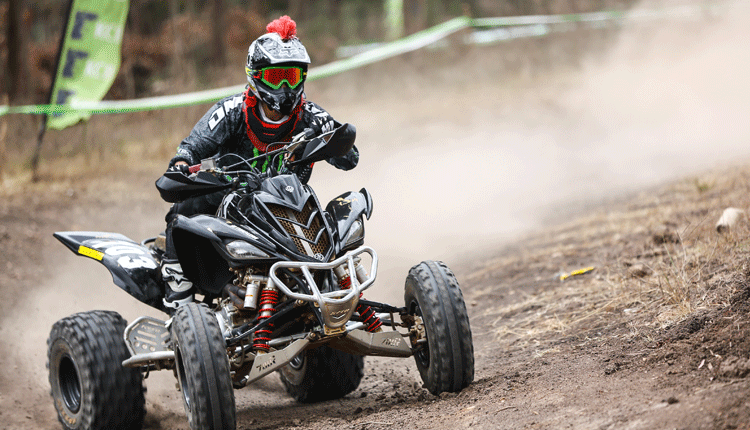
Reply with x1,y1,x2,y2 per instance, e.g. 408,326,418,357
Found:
0,4,721,117
311,16,469,80
0,16,470,117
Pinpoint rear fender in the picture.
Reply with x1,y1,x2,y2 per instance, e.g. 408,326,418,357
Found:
53,231,164,311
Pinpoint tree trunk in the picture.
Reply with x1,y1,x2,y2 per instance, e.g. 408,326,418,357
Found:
7,0,28,102
169,0,184,83
212,0,226,66
0,94,7,180
405,0,428,35
425,0,441,26
288,0,304,20
463,0,480,17
328,0,343,41
251,0,268,20
385,0,404,41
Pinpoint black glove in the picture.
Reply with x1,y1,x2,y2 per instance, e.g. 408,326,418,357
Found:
303,127,318,139
237,173,261,190
292,127,317,144
167,164,190,175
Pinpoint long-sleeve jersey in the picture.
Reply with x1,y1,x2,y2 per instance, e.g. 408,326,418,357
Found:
169,91,358,179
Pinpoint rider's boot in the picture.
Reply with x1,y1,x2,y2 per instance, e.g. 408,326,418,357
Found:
161,221,194,312
161,258,194,312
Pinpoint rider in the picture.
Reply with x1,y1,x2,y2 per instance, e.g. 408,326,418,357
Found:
160,16,359,311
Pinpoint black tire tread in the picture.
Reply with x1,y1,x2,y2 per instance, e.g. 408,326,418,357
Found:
280,345,364,403
172,303,235,430
405,260,474,394
47,310,145,430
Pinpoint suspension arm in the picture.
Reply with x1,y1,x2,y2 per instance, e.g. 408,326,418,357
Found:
357,299,406,315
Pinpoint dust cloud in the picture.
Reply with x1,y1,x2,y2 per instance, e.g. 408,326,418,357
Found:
311,0,750,302
3,1,749,427
554,1,750,204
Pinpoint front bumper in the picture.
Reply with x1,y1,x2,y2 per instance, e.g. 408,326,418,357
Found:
268,246,377,331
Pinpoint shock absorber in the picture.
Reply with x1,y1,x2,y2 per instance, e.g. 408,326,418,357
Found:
253,286,279,352
356,300,383,332
335,260,382,333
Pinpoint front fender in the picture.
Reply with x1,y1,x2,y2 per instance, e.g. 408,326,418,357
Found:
53,231,164,311
326,188,373,246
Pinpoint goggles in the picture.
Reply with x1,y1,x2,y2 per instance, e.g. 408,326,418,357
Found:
247,66,306,90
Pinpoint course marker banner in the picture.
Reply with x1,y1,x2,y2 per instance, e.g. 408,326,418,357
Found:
47,0,129,129
0,4,720,117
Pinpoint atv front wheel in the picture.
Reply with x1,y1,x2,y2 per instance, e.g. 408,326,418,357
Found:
171,303,236,430
279,345,364,403
47,311,145,430
404,260,474,395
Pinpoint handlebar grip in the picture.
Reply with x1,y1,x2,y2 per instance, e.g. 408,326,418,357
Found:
188,164,201,174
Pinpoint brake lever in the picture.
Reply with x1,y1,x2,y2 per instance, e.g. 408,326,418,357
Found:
286,132,309,156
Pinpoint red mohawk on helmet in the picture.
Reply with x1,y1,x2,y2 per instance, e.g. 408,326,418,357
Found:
266,16,297,41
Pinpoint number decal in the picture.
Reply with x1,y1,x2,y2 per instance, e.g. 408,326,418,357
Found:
118,256,157,270
87,240,158,270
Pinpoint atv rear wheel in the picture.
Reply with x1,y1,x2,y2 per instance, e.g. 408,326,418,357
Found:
279,345,364,403
404,260,474,395
171,303,236,430
47,311,145,430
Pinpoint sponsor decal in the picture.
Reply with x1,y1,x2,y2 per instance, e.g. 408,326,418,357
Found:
78,245,104,261
207,106,226,130
256,355,277,372
334,196,357,207
382,337,402,347
223,95,243,115
329,309,349,320
56,398,78,425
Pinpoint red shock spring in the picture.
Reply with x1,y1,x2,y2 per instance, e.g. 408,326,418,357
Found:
253,289,279,351
339,275,382,333
357,302,383,332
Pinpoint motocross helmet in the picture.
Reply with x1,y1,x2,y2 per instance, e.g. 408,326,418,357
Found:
246,16,311,116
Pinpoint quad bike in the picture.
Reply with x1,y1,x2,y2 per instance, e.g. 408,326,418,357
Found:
46,124,474,430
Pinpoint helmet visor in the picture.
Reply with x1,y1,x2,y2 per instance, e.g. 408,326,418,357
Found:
248,66,306,90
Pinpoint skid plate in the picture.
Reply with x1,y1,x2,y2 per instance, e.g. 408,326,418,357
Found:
328,329,413,357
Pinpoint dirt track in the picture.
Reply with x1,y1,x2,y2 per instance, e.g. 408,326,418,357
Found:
2,2,750,429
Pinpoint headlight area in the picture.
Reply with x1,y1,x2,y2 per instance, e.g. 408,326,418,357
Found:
225,240,270,259
342,219,364,248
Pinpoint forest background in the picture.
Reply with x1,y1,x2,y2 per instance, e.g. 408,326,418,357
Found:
1,0,635,177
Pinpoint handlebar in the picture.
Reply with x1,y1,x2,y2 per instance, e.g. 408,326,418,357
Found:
186,133,317,178
178,123,352,180
157,125,352,204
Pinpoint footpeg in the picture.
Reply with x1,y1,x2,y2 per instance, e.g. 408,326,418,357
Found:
122,316,175,368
